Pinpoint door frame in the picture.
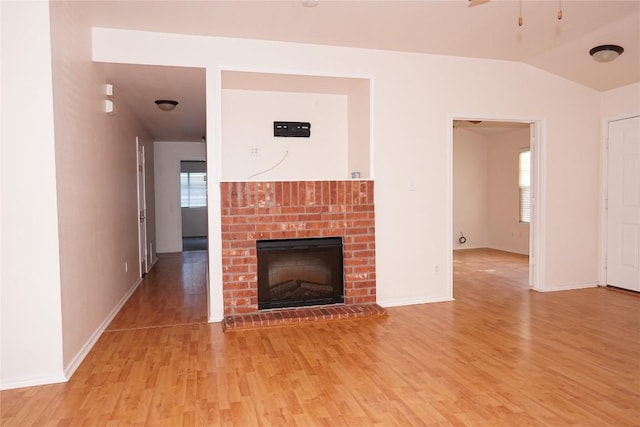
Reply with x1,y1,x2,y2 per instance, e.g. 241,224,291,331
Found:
136,137,148,276
447,115,547,296
600,114,640,288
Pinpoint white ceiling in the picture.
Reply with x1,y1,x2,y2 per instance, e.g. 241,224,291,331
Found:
98,64,206,142
83,0,639,141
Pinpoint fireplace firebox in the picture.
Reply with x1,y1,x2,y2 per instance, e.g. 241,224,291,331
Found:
257,237,344,310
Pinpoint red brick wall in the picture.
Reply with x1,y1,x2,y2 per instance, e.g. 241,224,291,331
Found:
221,181,376,316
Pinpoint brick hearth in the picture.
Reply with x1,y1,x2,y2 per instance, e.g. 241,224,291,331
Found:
222,303,388,332
220,180,377,322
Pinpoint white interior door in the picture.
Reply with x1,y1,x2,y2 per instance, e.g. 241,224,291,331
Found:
606,116,640,291
137,138,148,276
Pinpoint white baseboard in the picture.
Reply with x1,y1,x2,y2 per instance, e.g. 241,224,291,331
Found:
147,255,158,271
378,295,454,308
453,245,486,251
63,277,143,379
156,245,182,254
486,245,530,256
0,372,67,391
536,282,598,292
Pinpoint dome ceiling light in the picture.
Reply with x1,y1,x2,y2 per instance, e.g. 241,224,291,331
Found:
155,99,179,111
589,45,624,63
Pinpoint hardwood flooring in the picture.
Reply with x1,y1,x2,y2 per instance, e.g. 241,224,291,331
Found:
182,237,208,252
107,252,209,331
2,248,639,426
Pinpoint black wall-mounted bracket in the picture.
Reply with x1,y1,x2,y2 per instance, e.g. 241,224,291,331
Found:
274,121,311,138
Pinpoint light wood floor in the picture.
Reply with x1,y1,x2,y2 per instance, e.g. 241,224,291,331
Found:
107,252,209,331
2,248,639,426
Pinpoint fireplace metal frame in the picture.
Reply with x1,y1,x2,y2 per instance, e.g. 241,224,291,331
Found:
256,237,344,310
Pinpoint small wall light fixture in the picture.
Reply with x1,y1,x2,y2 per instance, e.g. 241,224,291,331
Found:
104,83,115,115
155,99,179,111
589,44,624,63
105,99,115,115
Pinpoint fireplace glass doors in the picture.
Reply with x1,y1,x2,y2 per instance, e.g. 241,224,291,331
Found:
257,237,344,310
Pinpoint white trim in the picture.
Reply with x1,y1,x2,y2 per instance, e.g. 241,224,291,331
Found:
604,113,640,124
216,64,375,86
148,254,159,270
63,277,143,380
208,66,223,322
378,296,454,308
368,76,376,180
446,119,455,301
156,246,184,254
486,245,530,256
0,373,67,391
453,245,491,251
530,120,546,292
447,114,546,296
536,282,598,292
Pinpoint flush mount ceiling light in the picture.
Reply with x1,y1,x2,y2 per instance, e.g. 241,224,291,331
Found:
302,0,319,7
154,99,178,111
589,45,624,63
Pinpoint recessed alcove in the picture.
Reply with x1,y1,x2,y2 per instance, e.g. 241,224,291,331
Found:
221,70,371,181
219,71,376,324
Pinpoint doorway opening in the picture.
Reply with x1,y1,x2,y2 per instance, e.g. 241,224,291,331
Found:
450,118,544,297
180,160,208,252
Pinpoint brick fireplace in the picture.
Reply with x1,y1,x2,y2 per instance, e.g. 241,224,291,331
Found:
220,180,376,317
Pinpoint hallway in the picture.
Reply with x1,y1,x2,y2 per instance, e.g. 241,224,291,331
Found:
108,252,208,331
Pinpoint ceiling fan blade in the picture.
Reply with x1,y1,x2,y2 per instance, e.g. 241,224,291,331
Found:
468,0,490,7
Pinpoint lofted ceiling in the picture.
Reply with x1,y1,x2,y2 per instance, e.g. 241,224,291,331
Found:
81,0,639,141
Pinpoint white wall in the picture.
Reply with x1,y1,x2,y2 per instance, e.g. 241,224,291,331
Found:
48,0,156,379
601,82,640,119
487,128,531,255
0,0,66,389
94,28,604,311
155,141,207,252
182,207,208,237
453,128,489,249
453,127,530,255
347,79,371,178
222,89,348,180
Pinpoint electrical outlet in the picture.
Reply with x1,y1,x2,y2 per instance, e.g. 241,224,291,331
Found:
250,146,259,157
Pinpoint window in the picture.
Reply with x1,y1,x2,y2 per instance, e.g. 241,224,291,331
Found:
180,172,207,207
519,150,531,223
